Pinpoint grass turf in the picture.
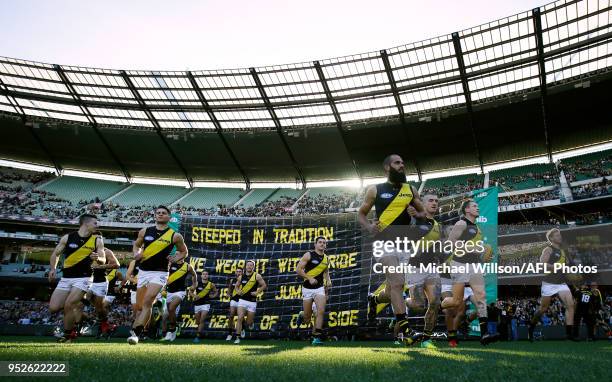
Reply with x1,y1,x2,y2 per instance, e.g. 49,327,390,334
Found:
0,336,610,382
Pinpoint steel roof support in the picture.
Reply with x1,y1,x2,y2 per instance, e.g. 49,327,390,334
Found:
121,71,193,187
55,65,131,182
186,71,250,189
250,67,306,187
452,32,485,174
313,61,361,179
380,50,423,181
0,78,62,175
533,7,554,163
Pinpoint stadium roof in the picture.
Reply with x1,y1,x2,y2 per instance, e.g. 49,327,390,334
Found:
1,0,611,187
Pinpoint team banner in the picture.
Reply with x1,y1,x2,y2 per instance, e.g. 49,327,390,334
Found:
175,187,499,337
178,214,366,335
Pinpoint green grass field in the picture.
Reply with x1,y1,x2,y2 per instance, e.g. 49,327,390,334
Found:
0,337,610,381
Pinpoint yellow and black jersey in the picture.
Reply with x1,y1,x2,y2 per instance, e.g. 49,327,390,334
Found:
106,269,120,296
409,217,441,266
374,182,414,238
92,265,109,283
543,245,568,284
139,226,176,272
166,262,189,293
238,272,260,302
302,251,328,290
62,232,99,278
574,287,597,314
452,217,482,263
194,280,214,305
228,277,240,302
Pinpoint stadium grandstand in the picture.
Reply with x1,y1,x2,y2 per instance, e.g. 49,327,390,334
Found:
0,1,611,380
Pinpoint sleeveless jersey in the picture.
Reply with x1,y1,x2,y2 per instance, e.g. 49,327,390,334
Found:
302,251,328,289
166,262,189,293
194,280,214,305
452,217,482,263
62,232,99,278
229,277,240,302
543,245,568,284
139,226,175,272
239,272,259,302
409,217,441,266
374,182,414,239
106,269,120,296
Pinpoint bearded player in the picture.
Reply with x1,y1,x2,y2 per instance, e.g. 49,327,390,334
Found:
359,154,426,345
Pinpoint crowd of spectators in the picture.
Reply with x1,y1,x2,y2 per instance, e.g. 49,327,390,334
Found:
499,189,560,206
422,176,482,198
0,299,132,327
560,153,611,183
571,179,611,200
493,168,558,191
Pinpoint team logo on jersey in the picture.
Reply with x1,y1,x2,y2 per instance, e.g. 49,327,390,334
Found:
468,228,477,235
419,225,430,231
68,243,78,248
144,235,155,241
312,259,320,264
380,193,393,199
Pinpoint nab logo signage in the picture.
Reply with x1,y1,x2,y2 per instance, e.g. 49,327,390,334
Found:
476,216,488,223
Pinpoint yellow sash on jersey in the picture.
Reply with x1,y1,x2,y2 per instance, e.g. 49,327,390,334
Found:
556,249,566,264
240,272,258,295
106,269,117,282
422,219,441,242
197,281,213,299
64,235,98,268
454,225,482,258
141,229,174,262
167,263,188,285
378,183,413,231
306,254,328,278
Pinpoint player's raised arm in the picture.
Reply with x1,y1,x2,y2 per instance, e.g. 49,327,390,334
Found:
409,185,426,218
254,273,267,295
358,185,379,235
447,219,467,247
48,234,68,283
188,263,198,290
170,233,188,263
540,246,552,264
210,283,219,299
133,228,146,261
296,252,315,285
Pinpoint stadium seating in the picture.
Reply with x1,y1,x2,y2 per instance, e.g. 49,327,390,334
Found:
267,188,304,202
0,166,54,192
238,188,277,207
176,187,245,209
422,174,484,197
109,184,190,207
560,149,612,182
490,163,558,191
36,176,127,203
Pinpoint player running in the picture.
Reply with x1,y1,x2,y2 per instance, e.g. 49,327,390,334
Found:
296,236,332,345
225,268,243,341
191,270,219,343
440,199,498,345
127,206,188,345
359,154,426,346
89,248,120,338
528,228,576,341
233,260,267,344
48,214,105,343
404,193,442,348
161,259,197,342
573,281,597,341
